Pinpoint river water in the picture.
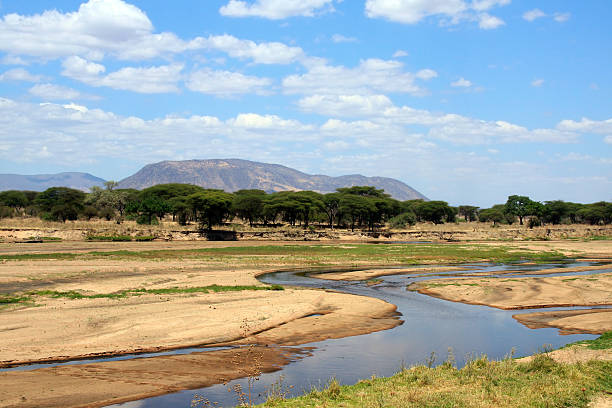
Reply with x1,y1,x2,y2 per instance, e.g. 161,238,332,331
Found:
104,260,610,408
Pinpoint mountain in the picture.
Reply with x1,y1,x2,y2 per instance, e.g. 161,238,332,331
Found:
0,172,105,192
118,159,427,201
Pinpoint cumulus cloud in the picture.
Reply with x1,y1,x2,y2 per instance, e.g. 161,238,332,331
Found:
219,0,335,19
364,0,508,29
28,83,84,100
523,9,546,22
557,118,612,136
0,67,42,82
451,77,472,87
62,57,183,93
283,59,437,95
186,69,272,96
200,34,305,64
297,94,394,116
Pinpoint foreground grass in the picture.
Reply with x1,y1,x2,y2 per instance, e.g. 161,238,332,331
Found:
0,243,567,266
0,284,283,305
568,331,612,351
262,352,611,408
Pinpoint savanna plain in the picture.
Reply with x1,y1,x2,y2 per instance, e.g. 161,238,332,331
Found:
0,220,611,408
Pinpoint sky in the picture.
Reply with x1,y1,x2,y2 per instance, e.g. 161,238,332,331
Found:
0,0,610,207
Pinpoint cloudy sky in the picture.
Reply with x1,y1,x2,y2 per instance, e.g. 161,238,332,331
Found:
0,0,610,206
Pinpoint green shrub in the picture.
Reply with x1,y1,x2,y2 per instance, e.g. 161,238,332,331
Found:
389,212,417,229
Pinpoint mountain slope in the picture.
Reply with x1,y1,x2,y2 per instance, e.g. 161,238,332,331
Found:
0,172,105,192
118,159,427,200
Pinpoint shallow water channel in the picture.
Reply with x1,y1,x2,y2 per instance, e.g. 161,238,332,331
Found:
103,260,608,407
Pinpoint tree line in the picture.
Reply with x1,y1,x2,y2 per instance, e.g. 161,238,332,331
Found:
0,184,611,230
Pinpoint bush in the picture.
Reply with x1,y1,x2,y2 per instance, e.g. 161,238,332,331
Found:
0,205,14,219
389,212,417,229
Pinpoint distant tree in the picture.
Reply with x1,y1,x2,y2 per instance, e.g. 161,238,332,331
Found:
81,205,98,220
458,205,479,222
478,207,505,225
126,195,171,225
104,180,119,191
0,190,28,213
541,201,569,225
34,187,86,222
416,201,453,224
322,192,341,229
336,186,388,198
188,190,234,231
338,194,374,231
232,189,266,227
505,195,534,225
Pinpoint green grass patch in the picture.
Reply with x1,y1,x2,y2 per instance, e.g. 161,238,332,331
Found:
25,285,284,302
86,235,156,242
0,294,31,304
259,355,611,408
0,243,567,266
567,331,612,350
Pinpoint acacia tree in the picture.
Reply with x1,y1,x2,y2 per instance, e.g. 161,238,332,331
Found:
188,190,233,231
34,187,85,222
322,193,341,229
232,189,266,227
458,205,479,222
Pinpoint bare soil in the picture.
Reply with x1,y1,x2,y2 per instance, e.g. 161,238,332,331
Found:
513,309,612,335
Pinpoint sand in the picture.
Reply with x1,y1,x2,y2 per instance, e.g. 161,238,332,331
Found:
409,272,612,310
513,309,612,335
310,266,470,281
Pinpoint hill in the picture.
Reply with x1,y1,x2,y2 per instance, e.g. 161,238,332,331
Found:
118,159,427,200
0,172,105,192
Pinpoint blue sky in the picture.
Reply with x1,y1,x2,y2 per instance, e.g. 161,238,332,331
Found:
0,0,610,207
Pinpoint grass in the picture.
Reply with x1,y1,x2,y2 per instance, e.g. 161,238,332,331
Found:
86,235,156,242
261,353,611,408
0,285,284,305
0,243,567,266
567,331,612,350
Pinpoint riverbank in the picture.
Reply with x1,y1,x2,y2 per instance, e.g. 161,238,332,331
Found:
0,239,610,407
257,332,612,408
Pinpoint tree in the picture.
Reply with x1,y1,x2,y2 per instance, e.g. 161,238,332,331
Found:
336,186,388,198
416,201,453,224
322,193,341,229
458,205,479,222
505,195,534,225
542,201,569,225
104,180,119,191
479,207,505,225
0,190,28,211
188,190,234,231
388,212,417,229
338,194,374,231
232,189,266,227
34,187,86,222
126,195,171,225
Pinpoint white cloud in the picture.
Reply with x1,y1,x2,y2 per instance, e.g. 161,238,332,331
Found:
554,12,571,23
531,79,544,87
331,34,358,43
1,55,28,65
478,13,505,29
186,69,271,96
283,59,436,95
219,0,335,19
62,57,183,93
364,0,507,29
557,118,612,136
29,83,83,100
605,136,612,144
200,34,305,64
297,94,394,116
451,77,472,87
0,67,42,82
392,50,409,58
523,9,546,22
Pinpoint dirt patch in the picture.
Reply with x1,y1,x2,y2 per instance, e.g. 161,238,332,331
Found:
513,309,612,335
409,272,612,310
518,344,612,364
0,346,307,408
310,266,470,281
